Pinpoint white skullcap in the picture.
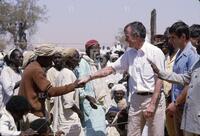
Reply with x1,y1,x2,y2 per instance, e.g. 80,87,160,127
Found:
111,84,127,93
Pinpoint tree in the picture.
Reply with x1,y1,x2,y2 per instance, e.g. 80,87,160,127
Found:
0,0,47,50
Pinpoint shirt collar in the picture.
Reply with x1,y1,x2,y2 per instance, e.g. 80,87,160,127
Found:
179,42,194,57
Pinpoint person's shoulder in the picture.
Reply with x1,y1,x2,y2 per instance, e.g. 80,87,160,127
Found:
145,41,164,55
1,65,12,71
187,43,197,55
23,61,44,76
47,67,56,73
60,68,73,74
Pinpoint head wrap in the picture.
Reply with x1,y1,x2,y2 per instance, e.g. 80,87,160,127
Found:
110,53,119,59
7,48,19,60
85,39,99,49
22,51,36,68
34,44,56,57
61,48,77,58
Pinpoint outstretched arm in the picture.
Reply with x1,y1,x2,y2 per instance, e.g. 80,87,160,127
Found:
78,66,114,84
148,59,191,85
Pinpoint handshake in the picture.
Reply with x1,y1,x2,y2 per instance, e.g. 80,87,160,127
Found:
74,75,92,88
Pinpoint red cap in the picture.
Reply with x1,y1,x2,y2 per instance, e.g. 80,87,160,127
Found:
85,39,99,49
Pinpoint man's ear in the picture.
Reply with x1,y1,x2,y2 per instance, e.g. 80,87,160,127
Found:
181,34,187,40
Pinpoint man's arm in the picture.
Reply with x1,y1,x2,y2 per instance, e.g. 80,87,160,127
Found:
151,78,163,106
32,69,82,97
175,85,188,106
47,82,78,97
148,59,191,85
144,77,163,118
166,85,188,116
79,66,114,84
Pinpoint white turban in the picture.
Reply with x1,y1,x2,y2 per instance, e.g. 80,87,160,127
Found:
111,84,127,93
34,44,56,57
110,53,119,59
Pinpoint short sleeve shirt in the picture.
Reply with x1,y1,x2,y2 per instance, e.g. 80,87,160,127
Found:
112,41,165,95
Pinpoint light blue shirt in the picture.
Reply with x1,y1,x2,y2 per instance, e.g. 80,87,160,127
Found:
172,42,199,101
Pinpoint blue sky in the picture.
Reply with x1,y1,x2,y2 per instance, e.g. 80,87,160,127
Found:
32,0,200,49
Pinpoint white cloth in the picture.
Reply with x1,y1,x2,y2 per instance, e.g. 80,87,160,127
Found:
46,67,60,110
106,61,123,85
111,84,127,93
112,41,165,95
82,55,109,103
46,67,60,87
0,66,21,109
106,126,120,136
52,68,84,136
0,108,21,136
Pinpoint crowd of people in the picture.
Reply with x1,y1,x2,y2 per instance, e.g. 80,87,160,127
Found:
0,21,199,136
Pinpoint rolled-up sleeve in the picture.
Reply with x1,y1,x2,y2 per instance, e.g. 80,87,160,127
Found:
111,52,129,74
153,48,165,72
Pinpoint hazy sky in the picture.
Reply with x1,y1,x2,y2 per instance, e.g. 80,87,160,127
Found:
32,0,200,49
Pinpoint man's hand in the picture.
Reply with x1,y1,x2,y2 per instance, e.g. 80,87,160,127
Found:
144,103,156,119
166,102,176,117
85,95,98,109
74,79,85,88
78,75,91,86
147,59,160,74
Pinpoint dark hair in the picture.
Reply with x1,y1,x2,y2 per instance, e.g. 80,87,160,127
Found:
30,119,50,135
124,21,146,39
169,21,189,40
164,27,170,39
6,96,31,114
189,24,200,38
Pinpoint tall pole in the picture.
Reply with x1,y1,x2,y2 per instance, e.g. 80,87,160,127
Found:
150,9,156,43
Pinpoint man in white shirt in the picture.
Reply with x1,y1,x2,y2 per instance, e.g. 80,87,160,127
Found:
79,21,166,136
